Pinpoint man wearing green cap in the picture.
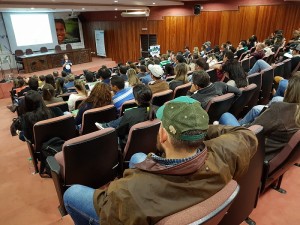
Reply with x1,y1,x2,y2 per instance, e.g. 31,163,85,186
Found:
63,96,258,225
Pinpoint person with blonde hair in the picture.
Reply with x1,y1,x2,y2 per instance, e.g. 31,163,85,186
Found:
220,73,300,160
169,63,189,91
68,79,88,111
75,83,112,125
127,68,141,87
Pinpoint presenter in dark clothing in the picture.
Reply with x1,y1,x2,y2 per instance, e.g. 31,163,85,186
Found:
62,54,72,74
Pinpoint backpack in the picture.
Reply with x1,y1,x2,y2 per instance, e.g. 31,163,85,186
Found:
40,137,65,177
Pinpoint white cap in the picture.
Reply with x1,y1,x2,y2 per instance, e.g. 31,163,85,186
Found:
148,64,164,78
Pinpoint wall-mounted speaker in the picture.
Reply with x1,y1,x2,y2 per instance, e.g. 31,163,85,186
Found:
194,4,201,15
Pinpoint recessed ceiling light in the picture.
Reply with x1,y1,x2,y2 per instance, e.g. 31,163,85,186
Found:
114,0,118,2
31,7,35,10
115,8,118,11
82,8,85,10
153,2,156,5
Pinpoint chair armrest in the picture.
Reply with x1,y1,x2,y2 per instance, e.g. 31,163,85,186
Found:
46,156,61,175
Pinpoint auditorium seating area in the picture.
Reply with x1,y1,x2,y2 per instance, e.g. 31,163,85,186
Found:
1,1,300,224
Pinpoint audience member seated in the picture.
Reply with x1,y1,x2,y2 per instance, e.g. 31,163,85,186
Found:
111,76,134,113
250,43,265,60
175,54,186,64
103,84,154,148
148,64,170,94
219,73,300,160
64,74,75,89
85,71,98,91
55,77,68,96
206,53,218,68
45,74,56,89
164,63,175,77
97,66,111,85
159,54,171,68
119,65,129,81
53,71,59,81
75,83,112,126
14,77,28,96
17,90,63,143
42,84,64,105
263,39,273,57
188,58,209,81
140,62,154,85
169,63,189,91
284,44,300,71
187,70,242,109
213,51,236,81
127,68,141,87
63,96,257,224
222,59,248,88
235,40,248,59
288,29,300,47
38,75,45,88
67,80,88,111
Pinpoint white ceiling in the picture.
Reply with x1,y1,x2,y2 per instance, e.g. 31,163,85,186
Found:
0,0,207,12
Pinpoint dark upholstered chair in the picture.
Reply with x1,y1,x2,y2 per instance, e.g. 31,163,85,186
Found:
238,50,250,61
119,99,138,117
229,83,257,118
173,82,192,98
74,98,86,110
25,115,77,173
258,67,274,105
25,48,33,55
282,58,292,79
247,72,262,110
152,90,173,107
274,62,285,78
66,43,72,51
249,56,257,69
47,128,119,216
155,180,240,225
291,61,300,75
260,130,300,194
240,57,250,73
205,93,235,124
219,125,265,225
206,68,219,82
47,101,69,113
15,49,24,73
40,47,48,53
55,45,62,52
122,119,161,167
166,75,175,82
57,93,72,101
81,105,117,135
266,53,275,65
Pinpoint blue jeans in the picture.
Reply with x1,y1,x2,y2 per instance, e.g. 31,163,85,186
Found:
274,79,288,97
248,59,271,75
63,153,147,224
64,185,99,225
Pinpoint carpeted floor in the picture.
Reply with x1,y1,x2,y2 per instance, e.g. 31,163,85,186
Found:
0,95,299,225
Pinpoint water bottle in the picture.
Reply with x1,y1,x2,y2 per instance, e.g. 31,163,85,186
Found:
28,157,36,175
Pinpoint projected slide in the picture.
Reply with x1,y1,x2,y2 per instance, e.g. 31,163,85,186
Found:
10,14,53,46
55,18,81,45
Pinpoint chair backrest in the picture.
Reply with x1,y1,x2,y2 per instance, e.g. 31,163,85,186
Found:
81,105,117,135
205,93,235,124
240,57,250,73
261,129,300,192
206,68,218,83
123,119,161,162
282,58,292,79
267,53,275,65
66,43,73,51
47,101,69,113
152,90,174,107
229,83,257,118
155,180,240,225
291,61,300,75
62,128,119,187
58,93,72,101
75,98,86,110
259,67,274,105
40,47,48,53
15,49,24,57
219,125,265,225
55,45,62,52
166,75,175,82
249,56,257,69
173,82,192,99
273,62,285,77
33,115,77,154
25,48,33,55
239,50,250,61
247,72,262,109
119,99,138,117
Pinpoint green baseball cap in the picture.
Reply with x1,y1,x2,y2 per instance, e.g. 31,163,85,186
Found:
156,96,209,141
